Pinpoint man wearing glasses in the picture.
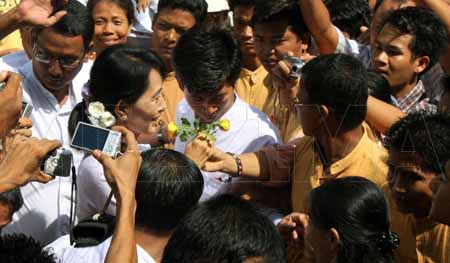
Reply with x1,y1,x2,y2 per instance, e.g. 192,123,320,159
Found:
1,0,94,245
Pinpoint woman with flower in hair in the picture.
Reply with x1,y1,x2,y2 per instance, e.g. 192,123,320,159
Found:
68,44,167,221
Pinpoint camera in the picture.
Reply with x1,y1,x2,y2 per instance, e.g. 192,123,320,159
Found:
283,54,306,78
41,148,73,177
71,122,122,157
0,82,5,90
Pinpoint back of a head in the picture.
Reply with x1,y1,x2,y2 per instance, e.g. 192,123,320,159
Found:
326,0,372,39
0,234,56,263
251,0,307,38
301,54,368,130
309,177,398,263
173,29,242,96
385,112,450,174
156,0,208,25
367,70,392,103
0,188,23,217
135,149,204,234
37,0,94,50
68,45,166,136
380,7,449,74
162,194,287,263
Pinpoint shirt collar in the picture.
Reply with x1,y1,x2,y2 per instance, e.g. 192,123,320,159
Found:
391,80,426,113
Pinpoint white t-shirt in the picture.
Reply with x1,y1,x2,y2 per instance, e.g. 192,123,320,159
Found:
45,235,156,263
174,95,282,201
1,61,91,244
0,50,29,72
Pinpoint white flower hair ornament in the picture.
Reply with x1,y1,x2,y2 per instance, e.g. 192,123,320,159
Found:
87,102,116,128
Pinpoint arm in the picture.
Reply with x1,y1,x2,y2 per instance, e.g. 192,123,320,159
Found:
93,126,142,263
0,71,22,138
299,0,339,54
366,96,405,134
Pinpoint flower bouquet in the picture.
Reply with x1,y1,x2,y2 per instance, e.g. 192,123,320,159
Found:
168,117,230,142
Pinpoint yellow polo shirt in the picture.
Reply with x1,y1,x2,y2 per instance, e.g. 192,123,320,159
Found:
161,71,184,123
0,1,23,52
235,65,269,111
262,75,303,143
384,186,450,263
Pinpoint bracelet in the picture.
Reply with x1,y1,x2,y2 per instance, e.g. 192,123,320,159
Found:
226,152,242,178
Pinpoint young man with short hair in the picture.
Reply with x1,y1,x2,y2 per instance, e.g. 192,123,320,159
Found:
151,0,207,125
229,0,269,111
47,148,204,262
385,112,450,262
173,29,281,207
252,0,311,143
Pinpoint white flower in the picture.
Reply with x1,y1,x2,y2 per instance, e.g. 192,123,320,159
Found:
99,111,116,128
88,102,105,119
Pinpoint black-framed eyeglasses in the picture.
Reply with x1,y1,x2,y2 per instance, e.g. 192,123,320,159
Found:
32,44,83,70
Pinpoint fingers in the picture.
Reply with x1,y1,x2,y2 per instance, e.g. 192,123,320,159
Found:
43,11,67,27
92,149,114,168
39,139,62,157
112,126,139,153
34,171,55,184
0,71,21,94
17,118,33,129
11,129,32,137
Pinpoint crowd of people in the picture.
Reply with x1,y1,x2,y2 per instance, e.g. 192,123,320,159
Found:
0,0,449,262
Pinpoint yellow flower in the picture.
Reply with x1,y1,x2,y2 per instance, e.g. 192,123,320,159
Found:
218,119,230,131
167,122,179,138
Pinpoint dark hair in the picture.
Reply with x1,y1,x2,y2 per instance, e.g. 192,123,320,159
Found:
0,234,56,263
0,188,23,215
34,0,94,50
367,70,392,103
135,149,203,233
380,7,449,75
173,29,242,96
326,0,372,39
162,194,287,263
87,0,135,25
309,177,398,263
68,45,166,137
228,0,255,10
385,112,450,174
251,0,308,38
155,0,208,25
301,54,368,130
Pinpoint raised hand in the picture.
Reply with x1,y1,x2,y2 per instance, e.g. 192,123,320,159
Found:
16,0,67,27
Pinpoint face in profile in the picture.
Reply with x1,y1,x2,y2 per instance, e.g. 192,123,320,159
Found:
253,18,303,74
183,84,235,123
122,70,166,142
152,8,196,68
92,0,131,55
32,28,86,92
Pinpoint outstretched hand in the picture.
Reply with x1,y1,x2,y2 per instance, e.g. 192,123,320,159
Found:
17,0,67,27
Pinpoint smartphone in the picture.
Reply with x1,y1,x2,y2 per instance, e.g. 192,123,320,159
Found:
71,122,122,157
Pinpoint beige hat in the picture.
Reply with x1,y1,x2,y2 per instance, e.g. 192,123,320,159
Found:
206,0,230,13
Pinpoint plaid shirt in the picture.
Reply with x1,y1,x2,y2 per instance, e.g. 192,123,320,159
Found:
390,80,437,114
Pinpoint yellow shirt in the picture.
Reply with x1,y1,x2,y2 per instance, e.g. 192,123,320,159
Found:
0,1,23,52
235,65,269,111
384,186,450,263
161,72,184,123
262,75,303,143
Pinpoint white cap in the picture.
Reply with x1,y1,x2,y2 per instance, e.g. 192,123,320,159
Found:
206,0,230,13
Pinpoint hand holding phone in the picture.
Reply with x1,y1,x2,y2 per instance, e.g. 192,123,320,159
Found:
71,122,122,157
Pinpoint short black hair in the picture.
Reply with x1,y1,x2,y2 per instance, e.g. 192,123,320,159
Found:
68,45,166,137
0,234,56,263
87,0,135,25
34,0,94,50
367,70,392,103
309,177,398,263
0,188,23,215
173,29,242,96
162,194,287,263
380,7,449,74
385,112,450,174
228,0,255,10
135,149,204,233
301,54,368,130
251,0,308,38
326,0,372,39
155,0,208,25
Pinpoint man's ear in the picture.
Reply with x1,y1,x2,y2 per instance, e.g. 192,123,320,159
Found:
300,33,311,54
414,56,431,75
114,100,130,122
329,228,341,255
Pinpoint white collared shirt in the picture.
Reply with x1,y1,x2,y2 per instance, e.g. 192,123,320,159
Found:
1,61,91,244
175,95,282,201
45,235,156,263
0,50,29,72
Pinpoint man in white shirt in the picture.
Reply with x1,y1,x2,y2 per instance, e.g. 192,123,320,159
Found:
1,0,94,244
46,148,204,263
173,29,281,203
